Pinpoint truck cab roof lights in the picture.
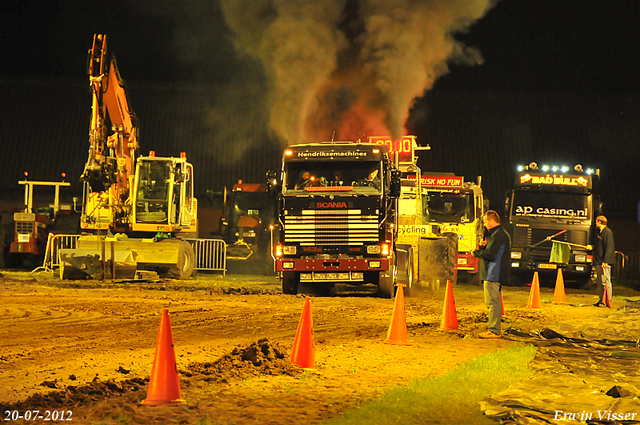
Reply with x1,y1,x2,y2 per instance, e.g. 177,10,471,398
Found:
285,149,293,156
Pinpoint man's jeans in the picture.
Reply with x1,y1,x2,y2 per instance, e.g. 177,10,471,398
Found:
483,280,502,335
596,264,612,302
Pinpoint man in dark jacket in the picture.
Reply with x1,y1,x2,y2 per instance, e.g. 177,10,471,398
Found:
593,215,615,307
473,210,511,338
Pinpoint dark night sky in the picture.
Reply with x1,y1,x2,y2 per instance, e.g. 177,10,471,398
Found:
3,0,640,94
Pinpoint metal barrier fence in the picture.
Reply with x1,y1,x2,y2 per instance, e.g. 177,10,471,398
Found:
34,235,226,276
186,238,227,275
33,233,80,274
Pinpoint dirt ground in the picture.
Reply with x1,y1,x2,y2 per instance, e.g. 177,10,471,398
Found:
1,270,637,425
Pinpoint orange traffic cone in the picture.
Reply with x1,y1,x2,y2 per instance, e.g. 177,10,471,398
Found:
291,297,315,369
526,272,542,309
603,285,612,308
142,309,185,406
384,285,412,345
440,280,459,330
553,268,567,304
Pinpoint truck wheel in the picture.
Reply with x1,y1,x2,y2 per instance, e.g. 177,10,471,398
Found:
378,271,395,298
405,253,414,296
282,271,299,294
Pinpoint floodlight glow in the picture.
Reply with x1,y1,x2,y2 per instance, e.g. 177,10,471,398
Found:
542,165,550,171
552,166,558,172
517,165,524,172
561,166,569,173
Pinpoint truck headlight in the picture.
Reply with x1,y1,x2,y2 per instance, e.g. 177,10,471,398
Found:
367,245,381,254
511,251,522,259
457,257,468,265
369,261,382,268
283,246,297,255
511,262,520,268
574,254,586,262
282,262,295,269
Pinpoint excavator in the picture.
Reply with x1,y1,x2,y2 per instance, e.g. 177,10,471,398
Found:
59,34,198,280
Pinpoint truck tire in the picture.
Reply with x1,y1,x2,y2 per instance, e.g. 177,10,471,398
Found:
282,271,299,295
395,244,413,296
405,253,414,296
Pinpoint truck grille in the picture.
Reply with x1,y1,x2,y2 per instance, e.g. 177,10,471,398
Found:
284,209,379,246
512,228,589,262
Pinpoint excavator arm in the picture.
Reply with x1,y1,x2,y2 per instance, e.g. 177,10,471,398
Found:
82,34,138,203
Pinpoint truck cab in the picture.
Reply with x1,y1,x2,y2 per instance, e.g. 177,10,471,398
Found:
272,141,403,297
505,162,599,286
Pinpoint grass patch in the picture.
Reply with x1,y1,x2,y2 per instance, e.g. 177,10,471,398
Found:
327,344,537,425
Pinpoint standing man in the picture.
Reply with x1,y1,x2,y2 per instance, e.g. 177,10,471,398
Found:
473,210,511,338
593,215,615,307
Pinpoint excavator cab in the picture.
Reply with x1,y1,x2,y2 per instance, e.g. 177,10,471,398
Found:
132,156,195,231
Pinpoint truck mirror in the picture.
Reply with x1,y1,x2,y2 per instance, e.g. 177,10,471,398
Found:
390,170,401,197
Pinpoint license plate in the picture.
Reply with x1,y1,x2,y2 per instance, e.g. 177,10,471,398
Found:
538,263,557,270
18,234,30,243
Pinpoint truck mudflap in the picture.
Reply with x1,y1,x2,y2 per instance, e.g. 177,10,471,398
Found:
58,235,194,280
275,257,390,272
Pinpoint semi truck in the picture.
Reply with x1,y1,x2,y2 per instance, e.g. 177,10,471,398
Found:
369,136,458,291
269,140,409,297
417,173,486,283
504,162,600,286
58,34,198,280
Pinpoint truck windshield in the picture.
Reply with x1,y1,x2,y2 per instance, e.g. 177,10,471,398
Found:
284,161,383,193
424,191,473,223
511,190,590,220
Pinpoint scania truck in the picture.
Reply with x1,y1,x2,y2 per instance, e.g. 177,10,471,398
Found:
270,141,406,297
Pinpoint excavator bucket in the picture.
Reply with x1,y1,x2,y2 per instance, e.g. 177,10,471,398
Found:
58,235,194,280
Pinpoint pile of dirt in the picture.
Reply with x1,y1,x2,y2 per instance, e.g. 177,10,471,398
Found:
0,377,148,412
184,338,302,382
0,339,300,413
